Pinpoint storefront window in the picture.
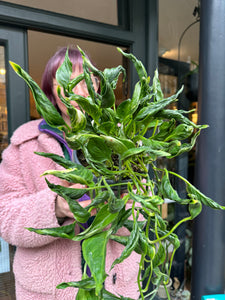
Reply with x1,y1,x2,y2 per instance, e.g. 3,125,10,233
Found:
1,0,118,26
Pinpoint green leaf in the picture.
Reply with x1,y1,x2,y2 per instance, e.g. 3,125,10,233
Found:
68,107,87,134
46,180,90,223
117,48,147,80
152,119,176,141
87,137,112,162
70,95,101,123
86,191,111,209
111,219,139,270
186,183,225,210
10,61,66,128
57,277,96,291
55,49,72,90
169,129,201,158
155,108,205,129
129,193,160,214
103,65,126,89
76,288,99,300
34,152,77,169
189,200,202,219
135,87,183,121
164,124,194,142
68,73,85,93
130,81,141,114
82,231,109,295
120,146,170,161
73,204,119,241
160,170,189,204
116,99,131,120
152,69,164,101
46,179,88,199
156,229,180,250
100,80,116,108
111,207,132,234
27,223,76,239
98,121,116,135
100,135,128,155
42,166,93,186
153,243,166,268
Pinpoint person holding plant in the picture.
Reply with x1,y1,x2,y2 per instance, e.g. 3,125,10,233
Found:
0,47,141,300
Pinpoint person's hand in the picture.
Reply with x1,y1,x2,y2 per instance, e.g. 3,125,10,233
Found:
55,183,91,219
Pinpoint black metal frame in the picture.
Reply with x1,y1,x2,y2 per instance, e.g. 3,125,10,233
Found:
0,26,29,138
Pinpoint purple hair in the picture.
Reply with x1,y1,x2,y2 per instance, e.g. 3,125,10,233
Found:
41,47,85,106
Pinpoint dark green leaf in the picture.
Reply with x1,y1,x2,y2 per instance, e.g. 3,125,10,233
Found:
87,137,112,162
164,124,194,142
46,180,90,223
135,87,183,121
152,69,164,101
46,179,88,199
160,170,189,204
155,108,208,129
70,95,101,123
57,277,96,291
76,287,99,300
10,61,66,128
117,48,147,80
34,152,77,169
82,231,109,295
189,200,202,219
111,219,139,269
86,191,111,208
100,135,128,155
129,193,160,214
103,65,126,89
55,49,72,90
26,223,76,239
186,183,225,210
153,243,166,268
98,122,116,135
42,165,93,186
73,204,119,241
117,99,131,120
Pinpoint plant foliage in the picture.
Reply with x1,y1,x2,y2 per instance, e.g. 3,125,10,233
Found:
10,47,225,300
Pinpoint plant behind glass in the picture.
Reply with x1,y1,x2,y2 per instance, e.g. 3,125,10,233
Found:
10,47,225,300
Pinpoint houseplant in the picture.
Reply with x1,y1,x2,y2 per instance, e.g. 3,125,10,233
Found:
10,47,225,300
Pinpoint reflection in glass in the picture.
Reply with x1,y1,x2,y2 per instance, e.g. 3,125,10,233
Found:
0,46,8,161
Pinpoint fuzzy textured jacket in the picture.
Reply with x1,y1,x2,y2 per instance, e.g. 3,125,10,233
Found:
0,119,141,300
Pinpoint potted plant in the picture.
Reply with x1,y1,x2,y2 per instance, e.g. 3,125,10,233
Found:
10,47,225,300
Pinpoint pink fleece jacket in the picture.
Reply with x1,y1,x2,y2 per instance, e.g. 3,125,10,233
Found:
0,119,141,300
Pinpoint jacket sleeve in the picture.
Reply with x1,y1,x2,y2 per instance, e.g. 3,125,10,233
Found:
0,140,65,248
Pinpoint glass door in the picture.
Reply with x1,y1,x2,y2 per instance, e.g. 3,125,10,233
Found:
0,26,28,300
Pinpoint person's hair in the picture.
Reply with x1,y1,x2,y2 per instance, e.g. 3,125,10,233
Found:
41,46,85,107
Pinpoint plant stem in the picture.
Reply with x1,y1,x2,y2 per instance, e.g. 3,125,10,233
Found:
137,253,145,300
149,216,192,244
125,162,146,194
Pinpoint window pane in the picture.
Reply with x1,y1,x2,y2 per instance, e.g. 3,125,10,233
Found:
0,46,16,300
28,30,128,119
0,46,8,160
1,0,118,26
